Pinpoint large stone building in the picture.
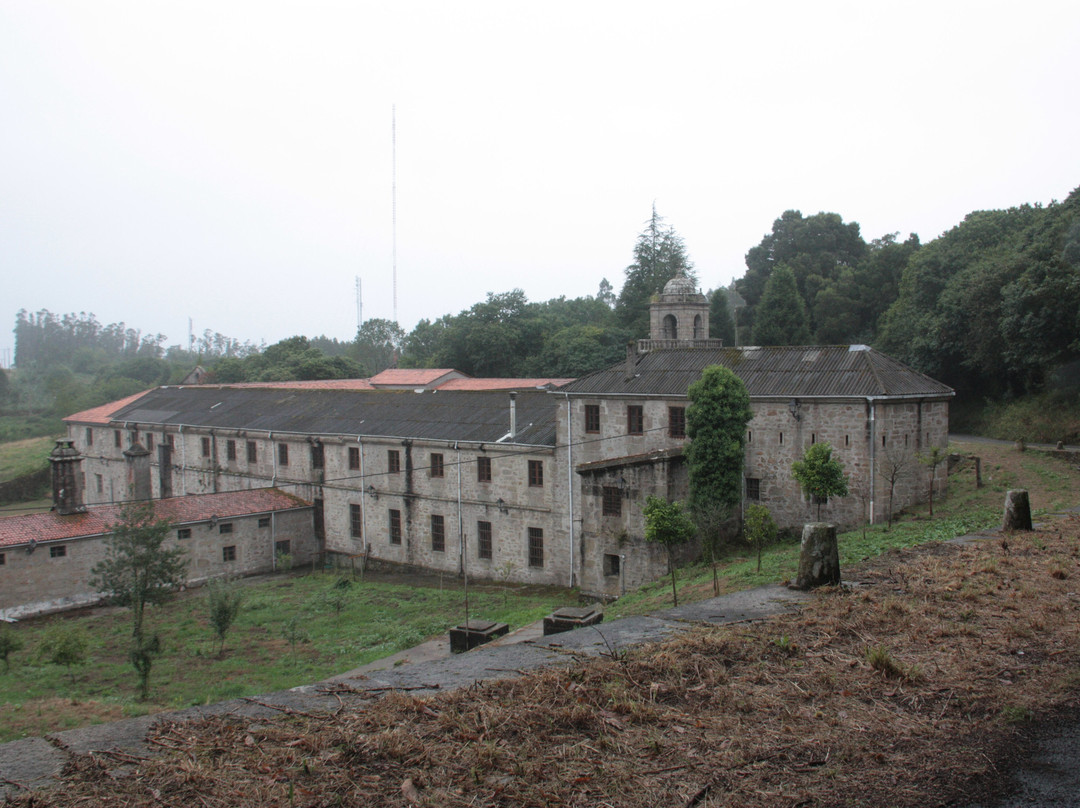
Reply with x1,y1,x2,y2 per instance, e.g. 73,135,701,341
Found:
59,281,953,598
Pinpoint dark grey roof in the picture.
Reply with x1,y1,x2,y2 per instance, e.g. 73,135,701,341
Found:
108,387,557,446
559,345,954,399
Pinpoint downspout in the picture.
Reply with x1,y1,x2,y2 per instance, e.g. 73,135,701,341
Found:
179,424,187,496
868,399,877,525
509,393,517,440
271,511,277,571
358,436,368,560
456,442,464,576
270,431,277,488
565,393,575,589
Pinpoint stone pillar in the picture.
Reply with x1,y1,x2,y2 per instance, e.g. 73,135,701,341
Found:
124,440,153,501
49,438,86,515
793,523,840,590
1002,490,1032,532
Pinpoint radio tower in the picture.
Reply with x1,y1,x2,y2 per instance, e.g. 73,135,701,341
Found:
392,105,398,325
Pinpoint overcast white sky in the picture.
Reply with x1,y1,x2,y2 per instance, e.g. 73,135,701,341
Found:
2,1,1078,366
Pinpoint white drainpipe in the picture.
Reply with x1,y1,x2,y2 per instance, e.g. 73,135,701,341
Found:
565,393,575,589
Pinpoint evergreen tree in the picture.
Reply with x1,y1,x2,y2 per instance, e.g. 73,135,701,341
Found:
615,205,695,338
708,288,737,345
752,265,812,346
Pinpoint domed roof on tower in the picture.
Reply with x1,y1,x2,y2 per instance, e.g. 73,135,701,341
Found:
661,269,699,298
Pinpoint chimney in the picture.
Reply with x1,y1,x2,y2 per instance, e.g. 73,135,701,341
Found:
124,439,153,501
158,441,173,499
625,342,638,381
509,392,517,440
49,438,87,515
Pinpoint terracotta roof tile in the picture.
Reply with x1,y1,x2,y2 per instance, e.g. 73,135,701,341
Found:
0,489,310,549
369,369,464,386
202,379,376,390
63,390,155,425
437,378,574,391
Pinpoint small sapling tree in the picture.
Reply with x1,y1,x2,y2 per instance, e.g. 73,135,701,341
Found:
38,624,87,685
0,626,24,673
686,364,753,594
207,577,245,657
918,446,948,517
91,500,186,699
743,503,778,573
643,496,697,607
791,443,849,520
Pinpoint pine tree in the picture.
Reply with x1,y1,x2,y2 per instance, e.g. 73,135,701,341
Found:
752,265,812,346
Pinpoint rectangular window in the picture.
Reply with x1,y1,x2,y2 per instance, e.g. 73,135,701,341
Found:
477,456,492,483
388,450,401,474
604,553,621,576
348,446,360,471
246,440,257,463
627,405,644,436
166,434,175,449
275,539,291,556
278,443,289,465
114,430,122,448
669,407,686,439
528,460,544,487
50,545,67,558
311,442,324,469
584,404,600,433
177,528,192,539
477,520,492,560
602,486,622,516
313,498,324,539
350,503,363,538
95,474,104,494
389,509,402,545
146,433,154,451
219,522,233,534
431,514,445,552
430,453,444,478
0,553,5,566
201,436,211,457
746,477,761,501
226,439,236,461
258,517,270,528
528,527,544,568
222,546,236,562
85,427,93,446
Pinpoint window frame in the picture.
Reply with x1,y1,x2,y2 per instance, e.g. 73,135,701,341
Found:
528,459,544,487
527,527,544,568
668,406,686,439
311,442,325,470
746,477,762,501
602,486,622,516
278,442,289,466
222,545,237,562
226,439,237,462
430,453,444,478
246,440,257,463
177,528,192,539
219,522,234,535
627,405,644,436
477,455,492,483
388,450,401,474
389,509,402,545
350,503,363,538
348,446,361,471
477,520,493,560
431,514,445,552
584,404,600,434
50,545,67,558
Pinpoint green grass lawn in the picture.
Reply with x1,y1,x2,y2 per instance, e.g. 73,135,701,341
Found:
0,574,573,742
0,434,58,483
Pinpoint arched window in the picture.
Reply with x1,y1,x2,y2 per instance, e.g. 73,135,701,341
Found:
663,314,678,339
693,314,703,339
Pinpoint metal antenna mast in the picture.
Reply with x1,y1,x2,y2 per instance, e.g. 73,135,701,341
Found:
392,104,398,325
355,276,362,333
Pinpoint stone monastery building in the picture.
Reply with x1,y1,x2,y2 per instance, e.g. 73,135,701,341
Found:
51,277,952,600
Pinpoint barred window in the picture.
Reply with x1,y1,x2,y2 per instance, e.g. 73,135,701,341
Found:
278,443,289,465
746,477,761,501
627,405,644,436
222,546,236,562
348,446,360,470
528,528,544,568
528,460,543,487
389,509,402,545
311,442,324,469
602,486,622,516
430,453,444,478
477,520,492,560
477,456,492,483
388,450,401,474
431,514,445,552
226,439,236,461
201,437,211,457
350,503,362,538
247,440,257,463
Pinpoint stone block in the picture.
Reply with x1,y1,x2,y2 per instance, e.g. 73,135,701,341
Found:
543,606,604,635
449,619,509,653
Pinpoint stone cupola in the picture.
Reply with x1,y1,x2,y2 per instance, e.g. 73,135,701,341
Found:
636,270,722,355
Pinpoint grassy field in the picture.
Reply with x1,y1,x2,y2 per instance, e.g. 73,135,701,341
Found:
0,574,573,742
0,434,57,482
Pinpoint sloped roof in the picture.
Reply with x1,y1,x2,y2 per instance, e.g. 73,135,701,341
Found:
560,345,954,399
78,387,558,447
65,390,156,425
368,368,465,388
0,488,309,549
437,378,574,391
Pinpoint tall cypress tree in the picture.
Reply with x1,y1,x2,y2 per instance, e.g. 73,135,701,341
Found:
615,205,695,338
752,264,812,346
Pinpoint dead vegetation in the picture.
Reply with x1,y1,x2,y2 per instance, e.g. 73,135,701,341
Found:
10,514,1080,807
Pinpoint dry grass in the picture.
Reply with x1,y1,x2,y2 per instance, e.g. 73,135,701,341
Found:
10,513,1080,807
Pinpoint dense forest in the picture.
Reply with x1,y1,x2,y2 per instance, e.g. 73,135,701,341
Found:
6,187,1079,441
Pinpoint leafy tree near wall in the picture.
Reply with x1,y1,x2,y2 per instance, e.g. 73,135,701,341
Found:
791,442,849,520
686,365,753,593
643,496,697,607
616,205,696,338
351,318,406,376
752,265,812,346
744,503,778,573
91,501,186,699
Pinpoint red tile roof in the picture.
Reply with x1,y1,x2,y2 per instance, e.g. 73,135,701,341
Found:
64,390,155,425
369,368,464,386
0,489,310,549
437,378,574,391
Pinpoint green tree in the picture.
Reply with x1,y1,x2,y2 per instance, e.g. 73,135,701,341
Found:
917,446,948,518
686,365,753,592
708,288,737,345
206,577,246,657
752,265,812,346
743,503,778,573
791,442,849,520
38,625,87,685
643,496,697,607
616,206,696,337
91,501,187,699
352,318,405,376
